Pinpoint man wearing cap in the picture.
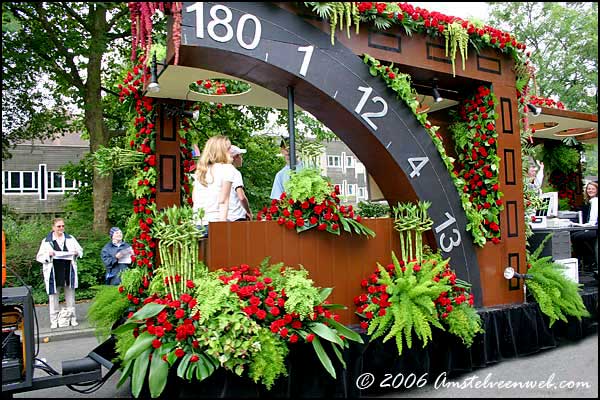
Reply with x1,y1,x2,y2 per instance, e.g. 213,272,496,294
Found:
270,138,303,200
100,227,133,285
228,145,253,221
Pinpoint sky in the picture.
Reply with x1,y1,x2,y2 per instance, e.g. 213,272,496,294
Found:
407,2,491,22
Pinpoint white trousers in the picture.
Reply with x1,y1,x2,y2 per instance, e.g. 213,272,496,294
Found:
48,286,76,322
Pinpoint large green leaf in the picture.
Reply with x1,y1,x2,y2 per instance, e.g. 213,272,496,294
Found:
112,322,137,335
311,336,336,379
124,331,155,363
318,287,333,303
149,348,169,398
177,353,192,379
116,359,133,389
326,319,364,344
131,348,151,398
309,322,343,346
129,302,167,321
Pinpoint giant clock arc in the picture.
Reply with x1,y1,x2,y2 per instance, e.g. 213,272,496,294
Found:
178,2,483,303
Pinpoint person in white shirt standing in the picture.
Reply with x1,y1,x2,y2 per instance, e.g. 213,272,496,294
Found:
192,135,237,237
36,218,83,329
228,145,253,221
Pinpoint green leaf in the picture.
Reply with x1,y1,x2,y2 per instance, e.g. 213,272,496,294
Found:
318,287,333,303
331,341,346,369
131,348,151,398
311,336,336,379
309,322,344,346
149,348,169,398
117,359,133,389
186,362,196,380
129,303,167,321
111,322,137,335
124,331,155,363
326,319,364,343
177,353,192,379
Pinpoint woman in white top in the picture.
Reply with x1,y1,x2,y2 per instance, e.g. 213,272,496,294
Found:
192,135,237,236
571,181,598,271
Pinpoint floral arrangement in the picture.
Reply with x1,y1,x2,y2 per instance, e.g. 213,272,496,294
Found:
529,95,566,110
450,86,504,245
112,259,363,398
256,168,375,237
189,78,251,96
116,61,158,292
363,55,503,247
525,235,590,327
304,2,529,68
354,201,483,354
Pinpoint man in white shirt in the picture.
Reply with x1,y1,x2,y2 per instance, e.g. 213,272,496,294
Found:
228,145,253,221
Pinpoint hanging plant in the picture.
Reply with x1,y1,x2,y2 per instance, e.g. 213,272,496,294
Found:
443,21,470,77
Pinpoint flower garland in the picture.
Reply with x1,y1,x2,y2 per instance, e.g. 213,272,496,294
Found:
451,86,504,245
308,2,529,68
363,55,503,247
189,79,251,96
117,61,158,307
549,171,578,208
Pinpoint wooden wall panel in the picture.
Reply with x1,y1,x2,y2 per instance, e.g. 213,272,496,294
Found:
206,219,401,325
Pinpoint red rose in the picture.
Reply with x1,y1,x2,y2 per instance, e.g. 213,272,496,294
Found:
190,355,199,363
175,349,185,358
306,333,315,342
175,309,185,319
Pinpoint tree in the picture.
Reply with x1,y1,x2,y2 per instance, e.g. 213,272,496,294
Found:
487,2,598,113
2,2,131,233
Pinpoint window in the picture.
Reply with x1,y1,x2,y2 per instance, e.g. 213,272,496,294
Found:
327,155,341,168
2,168,81,196
358,187,367,198
346,156,354,168
3,170,39,194
346,184,356,196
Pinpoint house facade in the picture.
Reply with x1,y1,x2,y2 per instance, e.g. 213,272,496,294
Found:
2,132,87,215
320,139,369,205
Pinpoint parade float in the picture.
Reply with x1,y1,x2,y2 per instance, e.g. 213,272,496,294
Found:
86,2,597,397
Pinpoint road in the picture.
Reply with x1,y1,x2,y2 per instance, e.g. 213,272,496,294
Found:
12,333,598,398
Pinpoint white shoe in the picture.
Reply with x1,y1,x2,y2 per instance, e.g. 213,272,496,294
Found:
50,321,58,329
70,318,79,327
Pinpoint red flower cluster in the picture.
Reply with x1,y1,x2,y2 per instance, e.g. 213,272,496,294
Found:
218,264,340,344
529,95,566,110
132,290,201,361
354,3,527,54
549,170,578,208
453,86,504,244
256,185,366,236
354,258,475,330
190,79,251,96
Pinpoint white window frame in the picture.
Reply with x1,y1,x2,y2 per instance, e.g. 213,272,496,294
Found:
327,155,341,168
346,183,356,196
346,155,355,168
358,187,367,199
2,170,39,194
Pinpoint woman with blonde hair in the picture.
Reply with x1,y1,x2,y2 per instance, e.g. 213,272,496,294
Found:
571,181,598,272
192,135,236,236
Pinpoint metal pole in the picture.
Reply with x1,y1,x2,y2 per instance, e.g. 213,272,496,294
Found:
287,86,296,170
